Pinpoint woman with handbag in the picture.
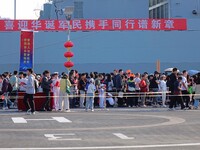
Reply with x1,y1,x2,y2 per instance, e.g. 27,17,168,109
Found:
59,74,71,112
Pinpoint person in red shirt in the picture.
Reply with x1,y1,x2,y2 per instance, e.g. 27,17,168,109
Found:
140,74,148,107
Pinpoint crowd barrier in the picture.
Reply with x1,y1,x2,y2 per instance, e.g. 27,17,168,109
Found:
17,92,54,111
15,91,199,111
15,91,199,99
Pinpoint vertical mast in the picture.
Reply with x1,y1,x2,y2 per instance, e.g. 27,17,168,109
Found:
14,0,16,19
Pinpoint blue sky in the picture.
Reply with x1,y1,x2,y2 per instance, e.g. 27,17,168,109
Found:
0,0,46,19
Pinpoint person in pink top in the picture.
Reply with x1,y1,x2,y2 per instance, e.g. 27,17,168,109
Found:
52,72,60,111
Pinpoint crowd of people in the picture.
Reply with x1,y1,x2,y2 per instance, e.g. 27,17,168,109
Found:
0,67,200,114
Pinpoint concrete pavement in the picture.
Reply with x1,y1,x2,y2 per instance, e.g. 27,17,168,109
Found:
0,108,200,150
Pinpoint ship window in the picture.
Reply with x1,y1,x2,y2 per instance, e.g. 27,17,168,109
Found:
149,0,168,18
74,1,83,19
165,3,169,18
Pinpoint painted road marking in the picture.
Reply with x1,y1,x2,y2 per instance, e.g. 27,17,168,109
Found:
1,143,200,149
52,117,72,123
11,117,27,123
12,117,72,124
44,134,82,141
113,133,134,140
26,119,54,121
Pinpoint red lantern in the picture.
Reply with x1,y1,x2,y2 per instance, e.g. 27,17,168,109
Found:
64,61,74,68
64,51,74,58
64,41,74,48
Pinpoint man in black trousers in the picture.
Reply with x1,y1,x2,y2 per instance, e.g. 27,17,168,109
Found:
23,68,36,115
41,70,53,111
168,68,178,110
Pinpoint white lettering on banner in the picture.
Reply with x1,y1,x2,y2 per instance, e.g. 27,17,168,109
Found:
152,20,161,29
99,20,108,29
138,19,148,29
72,20,82,29
31,20,42,30
113,133,135,140
58,20,69,29
4,20,14,30
44,134,82,141
165,20,174,29
112,20,122,29
125,20,135,29
18,20,28,30
85,20,95,29
45,20,55,29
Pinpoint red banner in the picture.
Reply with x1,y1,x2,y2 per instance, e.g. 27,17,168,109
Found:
19,31,34,72
0,19,187,31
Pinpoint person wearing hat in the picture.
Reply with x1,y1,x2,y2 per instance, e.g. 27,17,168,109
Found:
106,93,115,107
59,73,71,112
52,72,60,111
85,78,96,112
98,84,107,109
127,75,136,107
126,70,131,78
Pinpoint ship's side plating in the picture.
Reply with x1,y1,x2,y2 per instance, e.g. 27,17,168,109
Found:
0,0,200,73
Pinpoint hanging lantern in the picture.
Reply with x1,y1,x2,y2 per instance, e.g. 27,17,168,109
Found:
64,40,75,71
64,61,74,69
64,51,74,58
64,41,74,48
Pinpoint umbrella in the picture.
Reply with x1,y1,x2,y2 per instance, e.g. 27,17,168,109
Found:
188,70,200,76
164,68,180,72
164,68,173,72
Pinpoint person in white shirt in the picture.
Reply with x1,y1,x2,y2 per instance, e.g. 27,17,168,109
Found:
23,69,36,115
181,70,190,108
106,93,115,107
99,84,106,109
133,73,141,106
159,75,167,107
86,78,96,112
52,72,60,111
19,73,28,92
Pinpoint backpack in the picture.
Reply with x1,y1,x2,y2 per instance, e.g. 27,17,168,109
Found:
85,82,90,91
66,85,71,94
127,80,135,92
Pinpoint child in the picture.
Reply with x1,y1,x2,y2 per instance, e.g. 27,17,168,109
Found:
86,78,96,112
99,84,106,109
159,75,167,107
106,93,115,107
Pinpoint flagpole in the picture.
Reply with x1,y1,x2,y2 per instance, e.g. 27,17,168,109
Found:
14,0,16,19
